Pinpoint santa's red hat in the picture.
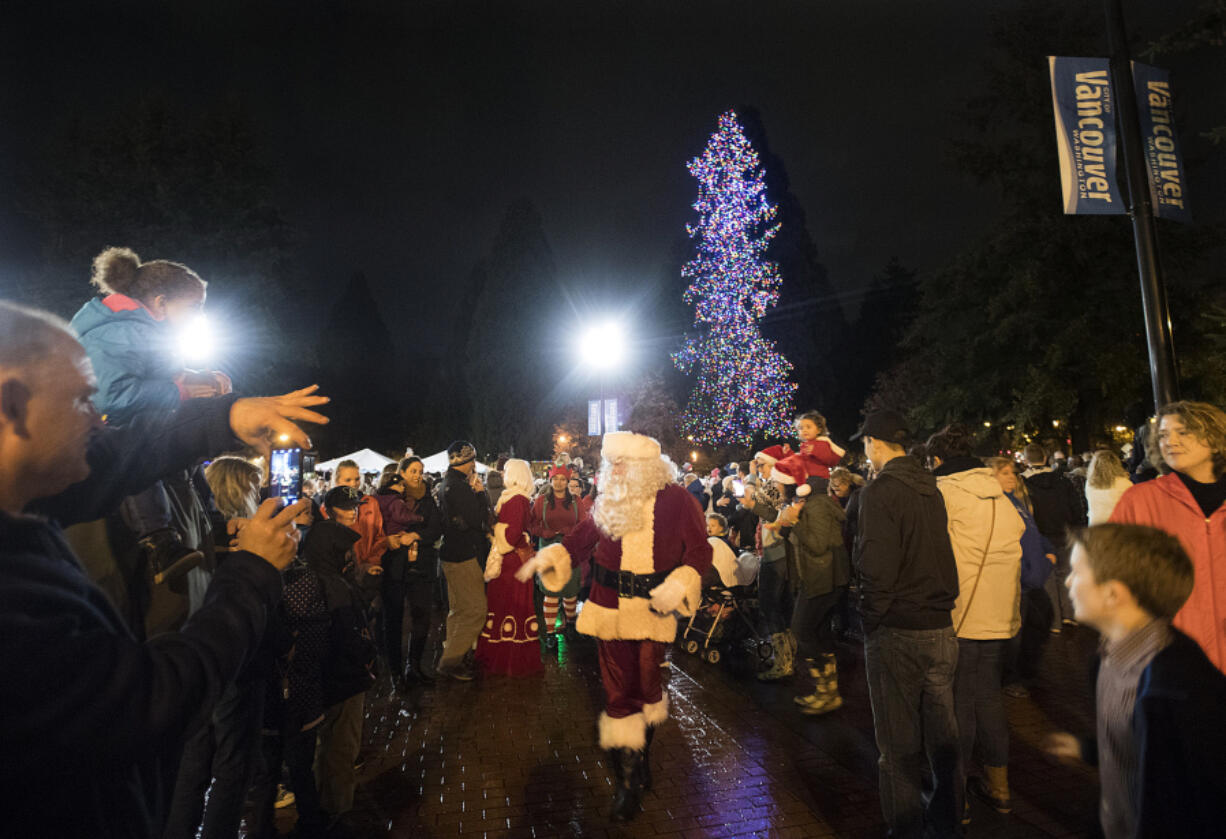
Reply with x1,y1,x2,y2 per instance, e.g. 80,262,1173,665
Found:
771,455,812,497
754,443,793,466
548,465,571,479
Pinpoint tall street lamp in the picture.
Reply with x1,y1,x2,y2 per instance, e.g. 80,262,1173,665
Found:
580,321,626,435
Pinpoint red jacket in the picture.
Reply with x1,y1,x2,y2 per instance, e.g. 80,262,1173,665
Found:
1111,473,1226,673
796,436,845,480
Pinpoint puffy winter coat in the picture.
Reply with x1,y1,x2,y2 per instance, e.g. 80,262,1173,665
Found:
1111,473,1226,673
935,464,1024,640
70,295,181,427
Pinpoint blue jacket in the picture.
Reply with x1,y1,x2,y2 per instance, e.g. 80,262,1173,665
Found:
1005,493,1055,591
0,395,283,838
1083,630,1226,838
70,295,181,427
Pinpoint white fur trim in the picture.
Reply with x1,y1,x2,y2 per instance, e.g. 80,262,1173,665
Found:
602,431,661,461
575,598,678,642
754,449,777,466
599,711,646,750
492,522,514,554
819,436,846,458
618,500,655,575
642,694,669,727
536,543,572,592
796,483,812,497
649,565,702,618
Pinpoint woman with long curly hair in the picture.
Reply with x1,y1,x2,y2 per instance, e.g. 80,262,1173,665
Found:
1111,401,1226,673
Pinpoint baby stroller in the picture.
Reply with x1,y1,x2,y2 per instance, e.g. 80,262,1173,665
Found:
679,552,772,665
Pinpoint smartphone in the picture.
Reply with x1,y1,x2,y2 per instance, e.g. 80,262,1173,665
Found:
732,479,745,498
270,446,304,505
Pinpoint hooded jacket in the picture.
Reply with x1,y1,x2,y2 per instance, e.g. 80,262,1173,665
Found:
854,455,959,634
1111,473,1226,673
70,295,182,427
934,460,1025,639
1023,469,1086,546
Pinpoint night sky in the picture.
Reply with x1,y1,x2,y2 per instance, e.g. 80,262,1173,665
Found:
1,0,1221,350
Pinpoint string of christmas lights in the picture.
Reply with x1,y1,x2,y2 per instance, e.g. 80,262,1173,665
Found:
673,110,797,446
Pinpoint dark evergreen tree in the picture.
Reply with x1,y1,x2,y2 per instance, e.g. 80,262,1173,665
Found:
464,199,559,458
737,108,850,432
317,272,401,453
846,258,919,414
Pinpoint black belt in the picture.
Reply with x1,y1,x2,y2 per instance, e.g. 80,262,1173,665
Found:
594,564,669,599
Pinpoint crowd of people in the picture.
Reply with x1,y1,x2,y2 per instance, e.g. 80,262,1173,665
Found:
1,246,1225,839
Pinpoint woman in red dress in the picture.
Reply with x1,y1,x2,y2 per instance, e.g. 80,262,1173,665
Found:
477,459,543,676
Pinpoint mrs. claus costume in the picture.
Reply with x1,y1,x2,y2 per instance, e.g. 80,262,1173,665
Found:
517,431,712,822
477,459,542,676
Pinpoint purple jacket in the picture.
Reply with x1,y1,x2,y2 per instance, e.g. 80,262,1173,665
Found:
374,489,422,535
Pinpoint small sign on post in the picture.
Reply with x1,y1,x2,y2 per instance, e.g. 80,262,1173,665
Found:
603,398,619,434
588,400,602,436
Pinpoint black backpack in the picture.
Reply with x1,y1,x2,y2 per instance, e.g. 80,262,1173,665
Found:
320,575,378,707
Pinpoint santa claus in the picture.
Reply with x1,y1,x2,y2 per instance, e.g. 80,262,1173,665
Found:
516,431,712,822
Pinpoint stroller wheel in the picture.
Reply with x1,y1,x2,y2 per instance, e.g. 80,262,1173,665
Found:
684,639,700,655
757,642,774,661
704,648,721,664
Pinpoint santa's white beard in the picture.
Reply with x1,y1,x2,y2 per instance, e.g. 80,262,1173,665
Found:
593,456,674,540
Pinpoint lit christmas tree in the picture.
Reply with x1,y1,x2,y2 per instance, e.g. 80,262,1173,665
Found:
673,110,797,446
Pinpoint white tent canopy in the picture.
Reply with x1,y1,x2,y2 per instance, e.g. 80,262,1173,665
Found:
419,449,489,475
314,448,395,475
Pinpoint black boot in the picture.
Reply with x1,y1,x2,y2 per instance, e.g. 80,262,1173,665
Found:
608,748,644,823
641,727,655,792
407,637,435,686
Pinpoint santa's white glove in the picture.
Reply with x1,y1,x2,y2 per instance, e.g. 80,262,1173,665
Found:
483,553,503,582
649,565,702,618
515,542,571,588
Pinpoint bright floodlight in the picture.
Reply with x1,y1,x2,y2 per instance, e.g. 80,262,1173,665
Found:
179,314,215,365
580,321,625,370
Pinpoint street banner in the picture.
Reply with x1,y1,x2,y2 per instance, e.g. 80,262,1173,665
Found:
1132,62,1191,224
1048,56,1124,215
588,399,601,436
603,398,619,434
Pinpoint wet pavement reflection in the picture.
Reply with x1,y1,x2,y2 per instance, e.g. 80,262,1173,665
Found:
257,625,1102,837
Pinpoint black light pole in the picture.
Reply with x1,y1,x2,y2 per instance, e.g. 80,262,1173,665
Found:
1104,0,1180,413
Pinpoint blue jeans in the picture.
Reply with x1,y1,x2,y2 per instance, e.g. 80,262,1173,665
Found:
954,638,1008,768
864,625,962,839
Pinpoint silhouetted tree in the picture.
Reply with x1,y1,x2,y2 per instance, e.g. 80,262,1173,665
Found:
465,199,559,458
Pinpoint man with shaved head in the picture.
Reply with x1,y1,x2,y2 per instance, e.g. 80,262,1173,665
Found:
0,300,330,838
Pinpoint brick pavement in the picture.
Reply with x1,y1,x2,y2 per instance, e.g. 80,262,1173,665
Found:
257,625,1104,838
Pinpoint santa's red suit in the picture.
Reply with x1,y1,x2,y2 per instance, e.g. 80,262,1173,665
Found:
519,431,711,821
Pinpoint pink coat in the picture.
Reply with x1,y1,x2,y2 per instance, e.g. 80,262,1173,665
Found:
1111,473,1226,673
